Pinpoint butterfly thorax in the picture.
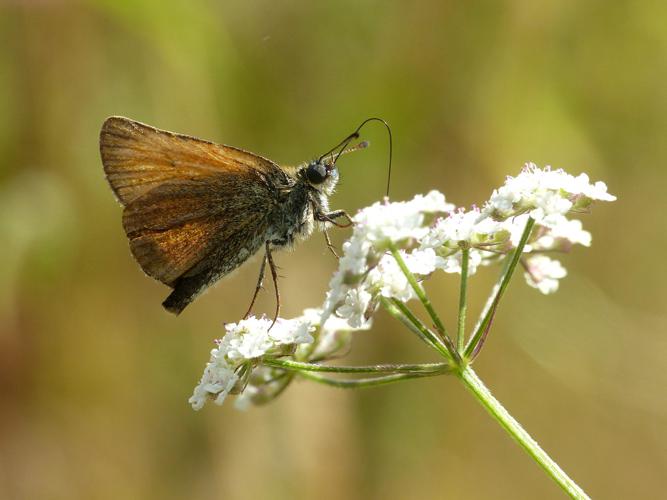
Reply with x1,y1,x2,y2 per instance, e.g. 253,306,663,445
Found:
265,165,338,250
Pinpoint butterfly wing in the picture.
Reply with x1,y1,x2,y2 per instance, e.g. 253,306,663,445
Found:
100,116,289,287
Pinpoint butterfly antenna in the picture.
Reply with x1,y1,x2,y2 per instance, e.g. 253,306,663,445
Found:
319,141,369,164
319,117,393,198
317,132,361,163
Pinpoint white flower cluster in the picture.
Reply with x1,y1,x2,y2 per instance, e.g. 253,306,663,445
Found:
523,255,567,294
487,164,615,293
322,191,455,328
232,309,371,410
189,316,314,410
322,164,616,328
485,163,616,226
190,310,370,410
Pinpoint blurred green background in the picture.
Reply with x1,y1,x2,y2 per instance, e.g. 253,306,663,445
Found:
1,1,665,499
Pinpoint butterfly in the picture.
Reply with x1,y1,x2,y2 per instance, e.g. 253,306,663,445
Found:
100,116,387,318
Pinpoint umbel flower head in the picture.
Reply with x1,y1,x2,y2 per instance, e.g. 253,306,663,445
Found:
322,164,615,328
190,311,370,410
189,315,313,410
191,163,615,410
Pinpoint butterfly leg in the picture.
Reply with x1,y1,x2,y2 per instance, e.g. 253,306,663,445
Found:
265,241,281,328
243,253,268,320
316,209,354,228
322,227,340,258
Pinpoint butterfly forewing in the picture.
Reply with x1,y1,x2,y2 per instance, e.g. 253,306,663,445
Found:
100,116,283,287
100,116,282,205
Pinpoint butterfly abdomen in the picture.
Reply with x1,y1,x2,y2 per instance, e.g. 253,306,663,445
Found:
162,275,203,314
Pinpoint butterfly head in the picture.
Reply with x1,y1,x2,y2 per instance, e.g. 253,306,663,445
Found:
304,159,339,194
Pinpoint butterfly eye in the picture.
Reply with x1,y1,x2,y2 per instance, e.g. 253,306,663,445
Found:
306,161,328,184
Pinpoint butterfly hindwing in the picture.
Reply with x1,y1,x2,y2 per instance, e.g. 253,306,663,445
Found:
122,179,271,286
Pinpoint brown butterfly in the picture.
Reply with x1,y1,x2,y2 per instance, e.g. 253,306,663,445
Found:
100,116,383,318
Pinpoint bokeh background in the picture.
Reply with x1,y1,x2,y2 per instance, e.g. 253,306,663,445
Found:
1,1,665,499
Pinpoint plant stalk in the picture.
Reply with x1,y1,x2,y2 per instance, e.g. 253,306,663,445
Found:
389,245,449,339
457,366,590,499
464,217,535,359
298,370,445,389
264,358,450,375
456,246,470,353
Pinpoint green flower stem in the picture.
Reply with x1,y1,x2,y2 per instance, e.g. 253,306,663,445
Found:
389,245,450,339
380,296,447,356
458,366,590,499
264,358,450,375
456,246,470,353
297,369,446,389
385,297,454,361
464,217,536,359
